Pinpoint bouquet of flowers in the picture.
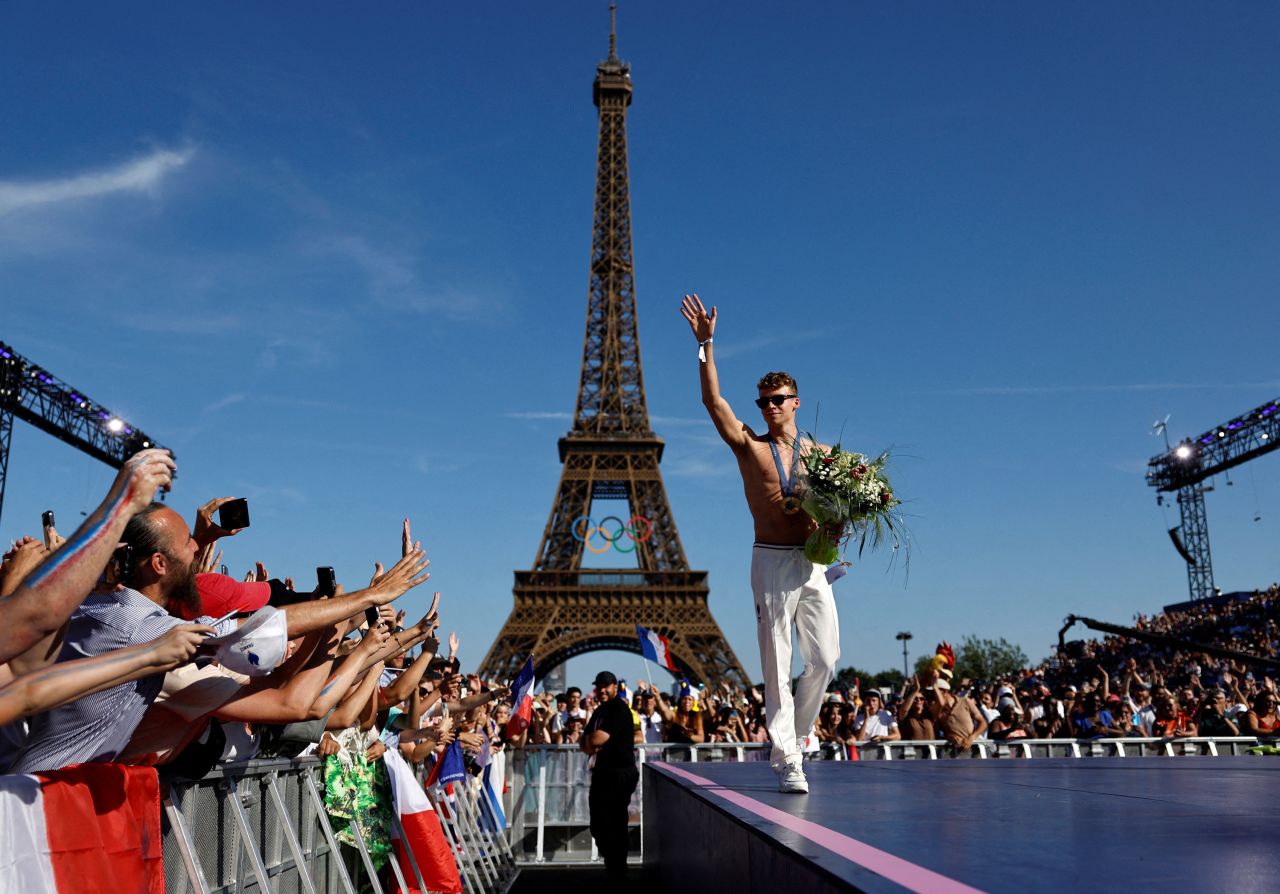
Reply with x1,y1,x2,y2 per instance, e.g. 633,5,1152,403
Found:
796,437,907,566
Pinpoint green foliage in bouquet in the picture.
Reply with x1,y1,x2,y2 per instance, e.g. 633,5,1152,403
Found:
796,437,908,567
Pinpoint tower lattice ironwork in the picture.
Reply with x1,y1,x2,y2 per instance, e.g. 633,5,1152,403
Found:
478,12,748,688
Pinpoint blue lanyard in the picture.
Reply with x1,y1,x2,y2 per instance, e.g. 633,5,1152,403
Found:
768,436,801,496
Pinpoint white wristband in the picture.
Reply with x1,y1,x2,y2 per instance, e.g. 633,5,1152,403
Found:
698,337,712,363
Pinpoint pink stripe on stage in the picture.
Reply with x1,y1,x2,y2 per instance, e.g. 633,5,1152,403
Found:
659,763,986,894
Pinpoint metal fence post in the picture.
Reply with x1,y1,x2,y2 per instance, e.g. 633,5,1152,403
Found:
302,771,359,894
535,761,547,864
163,790,211,894
225,777,277,894
264,773,319,894
345,816,387,894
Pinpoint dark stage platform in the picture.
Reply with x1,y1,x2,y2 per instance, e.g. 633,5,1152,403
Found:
643,757,1280,894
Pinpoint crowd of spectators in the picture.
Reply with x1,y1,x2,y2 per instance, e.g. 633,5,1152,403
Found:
4,448,1279,886
796,584,1280,753
0,450,513,888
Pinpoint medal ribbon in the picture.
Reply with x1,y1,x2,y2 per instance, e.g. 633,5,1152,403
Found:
768,436,801,498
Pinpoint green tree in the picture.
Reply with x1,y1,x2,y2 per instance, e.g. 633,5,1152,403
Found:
870,668,906,691
952,635,1028,684
832,666,907,693
832,665,877,689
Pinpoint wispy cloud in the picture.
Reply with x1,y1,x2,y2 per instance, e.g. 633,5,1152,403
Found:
502,411,709,432
203,393,246,414
234,481,308,506
649,415,708,428
504,410,573,421
920,381,1280,396
318,234,495,322
714,328,829,360
127,312,242,335
0,147,194,217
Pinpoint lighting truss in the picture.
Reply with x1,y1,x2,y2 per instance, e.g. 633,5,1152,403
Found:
1146,396,1280,601
0,340,168,526
1146,397,1280,492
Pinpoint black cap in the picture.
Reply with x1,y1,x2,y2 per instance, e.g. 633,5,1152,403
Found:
593,670,618,688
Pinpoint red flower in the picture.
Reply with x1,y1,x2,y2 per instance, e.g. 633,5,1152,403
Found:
881,491,894,504
822,457,834,465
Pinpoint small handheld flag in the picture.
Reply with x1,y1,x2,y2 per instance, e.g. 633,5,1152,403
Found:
425,740,467,788
636,624,679,672
506,656,536,738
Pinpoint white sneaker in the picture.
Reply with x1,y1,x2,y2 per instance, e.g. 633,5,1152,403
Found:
778,761,809,794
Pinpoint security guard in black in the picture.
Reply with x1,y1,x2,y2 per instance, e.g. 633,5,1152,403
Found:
581,670,639,880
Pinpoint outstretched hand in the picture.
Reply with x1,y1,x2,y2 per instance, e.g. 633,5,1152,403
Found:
680,293,716,343
367,548,431,605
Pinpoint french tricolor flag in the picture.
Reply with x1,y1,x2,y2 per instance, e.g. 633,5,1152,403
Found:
385,748,462,894
637,624,679,672
506,656,536,738
0,764,165,894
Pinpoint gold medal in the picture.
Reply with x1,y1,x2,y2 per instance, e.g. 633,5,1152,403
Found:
781,495,802,515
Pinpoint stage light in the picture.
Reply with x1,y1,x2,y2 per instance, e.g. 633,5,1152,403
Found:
1263,433,1271,441
106,418,125,433
1175,445,1193,460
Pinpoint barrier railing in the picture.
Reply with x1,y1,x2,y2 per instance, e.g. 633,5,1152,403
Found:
154,737,1271,889
850,736,1263,760
161,757,515,894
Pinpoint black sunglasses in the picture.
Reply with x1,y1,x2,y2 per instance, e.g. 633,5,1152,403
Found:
754,394,797,408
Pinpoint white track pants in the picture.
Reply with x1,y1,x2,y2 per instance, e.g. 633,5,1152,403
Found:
751,543,841,767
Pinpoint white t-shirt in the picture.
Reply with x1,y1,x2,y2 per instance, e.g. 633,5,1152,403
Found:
550,706,587,733
854,709,898,739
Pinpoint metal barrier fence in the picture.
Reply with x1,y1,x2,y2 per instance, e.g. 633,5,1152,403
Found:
505,737,1271,866
160,757,515,894
155,738,1270,889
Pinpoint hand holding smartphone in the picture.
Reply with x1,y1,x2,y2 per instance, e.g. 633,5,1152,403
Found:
217,499,250,530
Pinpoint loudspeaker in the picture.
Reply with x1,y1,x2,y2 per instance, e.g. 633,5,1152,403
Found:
1167,527,1197,566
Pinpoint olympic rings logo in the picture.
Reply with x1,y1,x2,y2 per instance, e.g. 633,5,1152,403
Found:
571,515,653,553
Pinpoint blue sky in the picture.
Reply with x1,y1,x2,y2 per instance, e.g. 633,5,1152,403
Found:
2,3,1278,690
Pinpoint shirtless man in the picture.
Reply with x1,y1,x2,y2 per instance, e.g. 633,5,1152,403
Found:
680,293,841,794
924,683,988,756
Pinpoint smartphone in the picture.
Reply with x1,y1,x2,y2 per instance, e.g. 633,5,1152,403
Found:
217,499,250,530
42,510,56,530
316,566,337,598
112,544,133,582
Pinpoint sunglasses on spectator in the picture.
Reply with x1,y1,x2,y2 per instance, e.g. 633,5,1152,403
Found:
754,394,797,408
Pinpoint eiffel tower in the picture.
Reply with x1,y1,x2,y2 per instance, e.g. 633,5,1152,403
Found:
478,10,748,689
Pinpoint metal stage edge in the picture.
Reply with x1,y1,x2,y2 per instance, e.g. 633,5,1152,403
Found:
643,757,1280,894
